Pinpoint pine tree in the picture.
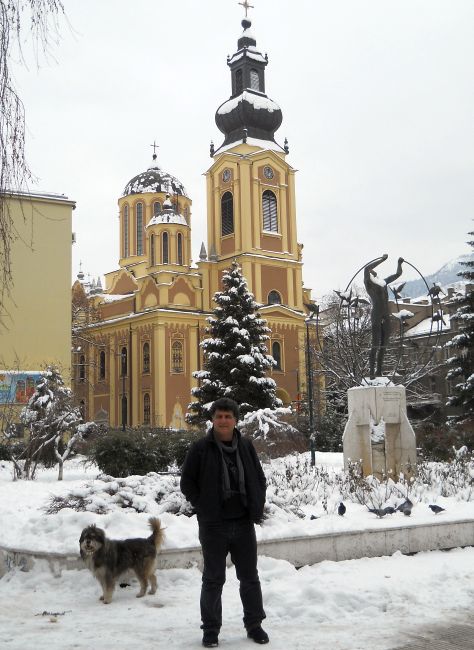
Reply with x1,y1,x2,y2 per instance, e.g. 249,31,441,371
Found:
187,260,281,423
446,232,474,419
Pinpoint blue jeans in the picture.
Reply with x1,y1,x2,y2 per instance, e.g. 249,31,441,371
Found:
198,518,266,632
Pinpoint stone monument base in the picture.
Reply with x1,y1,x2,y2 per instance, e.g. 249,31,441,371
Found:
342,383,417,479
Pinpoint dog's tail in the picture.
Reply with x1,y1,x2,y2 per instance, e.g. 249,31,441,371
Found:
148,517,165,550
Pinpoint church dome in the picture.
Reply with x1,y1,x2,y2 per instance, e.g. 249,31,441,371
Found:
216,90,282,146
122,161,188,198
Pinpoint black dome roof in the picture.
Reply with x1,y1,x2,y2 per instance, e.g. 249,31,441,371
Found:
215,90,282,147
122,163,188,198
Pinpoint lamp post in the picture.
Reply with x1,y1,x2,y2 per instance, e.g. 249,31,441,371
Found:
304,301,320,466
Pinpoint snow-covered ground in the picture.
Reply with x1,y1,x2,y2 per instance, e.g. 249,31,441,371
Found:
0,454,473,649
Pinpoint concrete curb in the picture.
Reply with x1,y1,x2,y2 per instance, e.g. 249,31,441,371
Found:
1,518,473,577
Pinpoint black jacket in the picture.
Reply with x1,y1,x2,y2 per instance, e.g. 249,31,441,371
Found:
180,428,266,523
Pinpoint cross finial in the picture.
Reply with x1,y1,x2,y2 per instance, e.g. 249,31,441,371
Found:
238,0,254,18
150,140,159,160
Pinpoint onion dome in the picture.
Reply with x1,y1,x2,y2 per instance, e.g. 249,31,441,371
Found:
147,193,189,227
122,157,188,197
214,19,283,152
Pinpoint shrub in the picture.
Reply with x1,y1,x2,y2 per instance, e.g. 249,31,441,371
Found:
0,440,26,462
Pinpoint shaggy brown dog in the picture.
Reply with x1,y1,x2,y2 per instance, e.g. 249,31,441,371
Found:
79,517,165,604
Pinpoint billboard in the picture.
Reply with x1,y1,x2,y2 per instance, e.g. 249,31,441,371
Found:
0,372,43,405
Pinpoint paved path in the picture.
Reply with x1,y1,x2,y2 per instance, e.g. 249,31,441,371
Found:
392,623,474,650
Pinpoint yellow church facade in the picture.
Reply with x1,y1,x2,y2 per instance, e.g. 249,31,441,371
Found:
73,16,315,429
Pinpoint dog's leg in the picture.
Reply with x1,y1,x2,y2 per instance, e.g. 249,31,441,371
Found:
148,573,157,595
100,575,115,604
134,567,148,598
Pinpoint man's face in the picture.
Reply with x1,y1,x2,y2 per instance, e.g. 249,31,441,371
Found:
212,409,237,441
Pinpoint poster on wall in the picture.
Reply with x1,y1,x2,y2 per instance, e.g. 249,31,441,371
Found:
0,372,43,405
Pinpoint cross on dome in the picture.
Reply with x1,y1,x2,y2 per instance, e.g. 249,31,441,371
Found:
150,140,159,161
238,0,254,18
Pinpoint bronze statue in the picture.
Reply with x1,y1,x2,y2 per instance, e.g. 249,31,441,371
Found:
364,254,404,379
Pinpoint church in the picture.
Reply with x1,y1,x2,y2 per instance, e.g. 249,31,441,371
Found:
72,12,316,430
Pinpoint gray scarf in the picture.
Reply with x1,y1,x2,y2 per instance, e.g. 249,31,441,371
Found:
215,433,247,504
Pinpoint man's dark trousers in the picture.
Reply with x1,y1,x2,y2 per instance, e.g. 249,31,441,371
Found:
199,517,266,632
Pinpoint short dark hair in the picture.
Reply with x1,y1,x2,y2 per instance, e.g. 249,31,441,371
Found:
209,398,240,420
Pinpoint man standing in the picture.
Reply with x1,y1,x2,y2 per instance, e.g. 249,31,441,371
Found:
180,397,269,647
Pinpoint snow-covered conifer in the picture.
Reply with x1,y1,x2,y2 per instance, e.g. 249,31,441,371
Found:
446,232,474,419
187,260,281,423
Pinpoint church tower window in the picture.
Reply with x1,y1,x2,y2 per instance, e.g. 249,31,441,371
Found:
250,69,260,91
272,341,282,370
123,205,129,257
262,190,278,232
143,341,150,374
177,233,183,265
143,393,151,425
221,192,234,236
150,234,155,266
162,232,169,264
136,202,144,255
268,290,281,305
235,69,243,95
171,340,184,373
153,201,161,216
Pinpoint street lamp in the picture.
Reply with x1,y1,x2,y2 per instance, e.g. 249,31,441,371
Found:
304,301,320,466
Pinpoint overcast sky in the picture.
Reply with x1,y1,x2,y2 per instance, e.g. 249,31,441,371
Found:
12,0,474,299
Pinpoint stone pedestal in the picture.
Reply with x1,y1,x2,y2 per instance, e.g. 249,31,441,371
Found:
342,385,417,479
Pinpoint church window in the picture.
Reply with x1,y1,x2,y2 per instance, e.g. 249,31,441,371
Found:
268,290,281,305
136,202,144,255
143,393,151,425
171,340,184,373
272,341,282,370
120,347,128,376
235,69,243,95
250,69,260,91
221,192,234,236
177,233,183,265
153,201,161,216
143,342,150,374
99,350,106,380
150,234,155,266
123,205,129,257
162,232,169,264
79,354,86,381
262,190,278,232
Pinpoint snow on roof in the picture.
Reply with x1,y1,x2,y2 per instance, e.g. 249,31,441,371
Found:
147,213,188,227
217,90,280,116
405,314,451,337
216,137,285,155
228,47,267,65
98,293,135,303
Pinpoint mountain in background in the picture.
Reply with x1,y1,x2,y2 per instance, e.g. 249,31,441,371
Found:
401,254,473,299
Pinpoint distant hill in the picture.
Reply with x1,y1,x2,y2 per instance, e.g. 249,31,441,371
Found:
401,254,473,299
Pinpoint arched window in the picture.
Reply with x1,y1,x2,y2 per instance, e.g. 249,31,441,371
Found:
268,290,282,305
162,232,169,264
153,201,161,216
221,192,234,236
143,393,151,425
262,190,278,232
79,354,85,381
177,233,183,265
171,340,184,373
123,205,129,257
250,69,260,91
272,341,282,370
150,234,155,266
235,69,243,95
99,350,106,380
120,347,127,376
136,202,144,255
143,341,150,374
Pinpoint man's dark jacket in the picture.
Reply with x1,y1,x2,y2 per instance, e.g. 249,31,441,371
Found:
180,428,266,523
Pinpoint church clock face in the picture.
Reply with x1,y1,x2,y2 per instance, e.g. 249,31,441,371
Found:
222,168,231,182
263,165,274,180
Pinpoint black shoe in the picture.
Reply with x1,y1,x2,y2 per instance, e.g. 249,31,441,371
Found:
247,625,269,644
202,630,219,647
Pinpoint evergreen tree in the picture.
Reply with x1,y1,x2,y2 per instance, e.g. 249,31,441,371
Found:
187,260,281,423
446,232,474,419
